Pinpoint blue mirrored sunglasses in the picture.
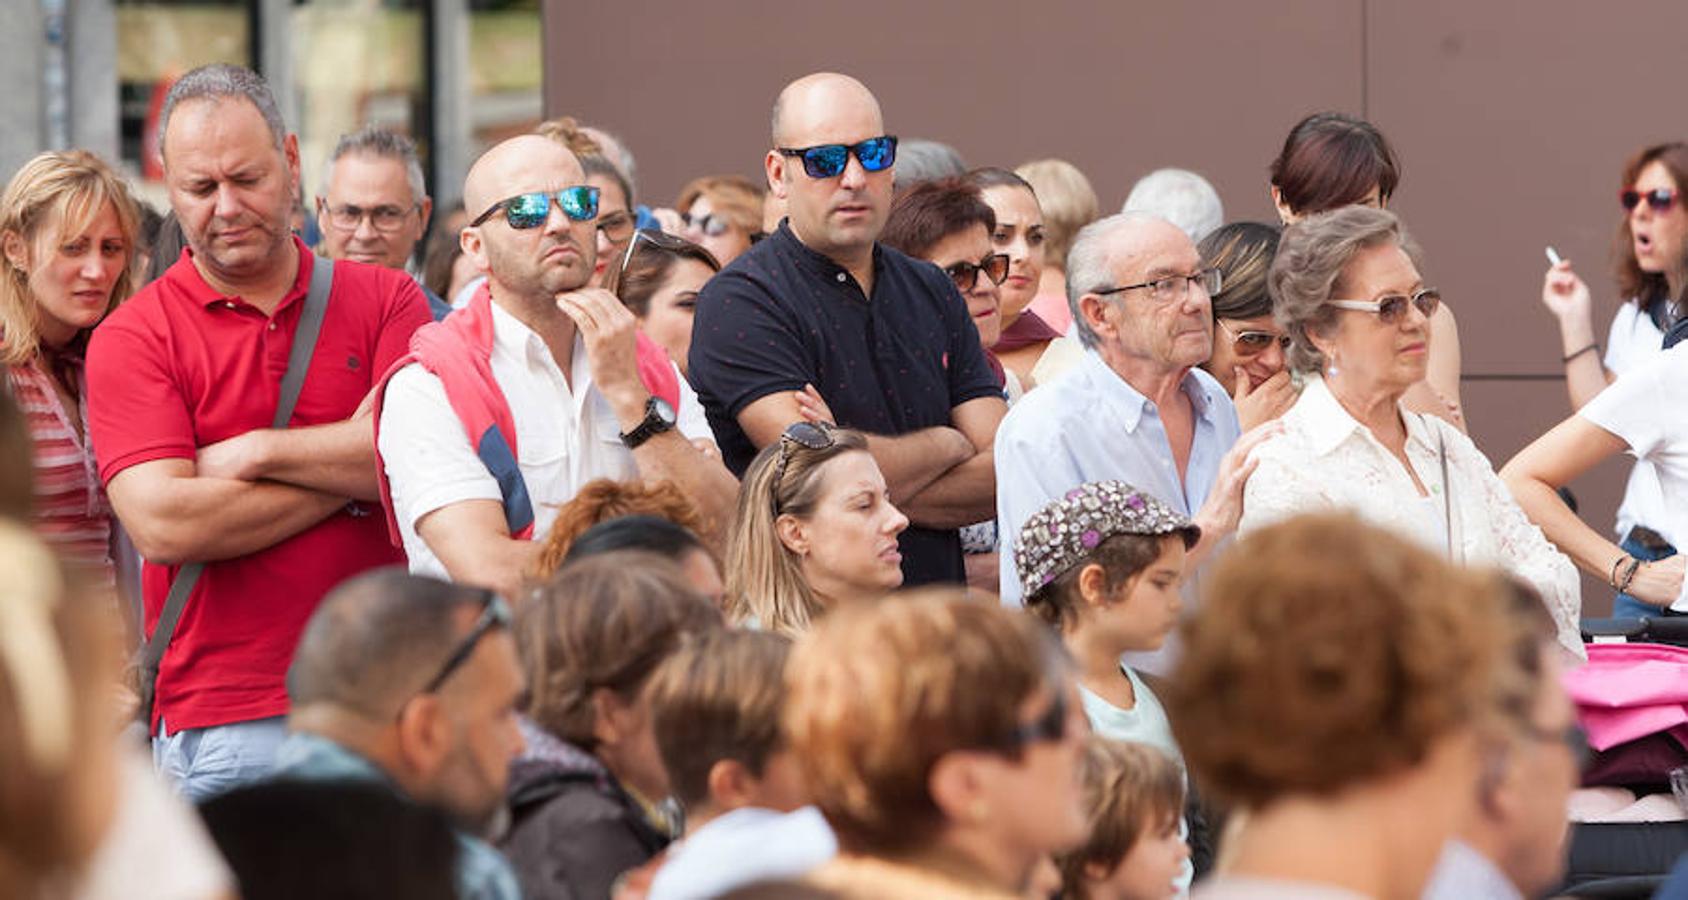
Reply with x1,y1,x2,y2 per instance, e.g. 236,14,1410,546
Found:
471,186,601,230
777,136,899,179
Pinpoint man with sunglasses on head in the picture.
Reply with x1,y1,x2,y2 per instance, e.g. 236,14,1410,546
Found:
374,135,737,600
689,72,1008,588
86,64,433,800
276,569,525,900
993,213,1278,674
316,125,451,320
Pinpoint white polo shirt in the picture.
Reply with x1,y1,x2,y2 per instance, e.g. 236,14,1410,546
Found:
378,301,713,581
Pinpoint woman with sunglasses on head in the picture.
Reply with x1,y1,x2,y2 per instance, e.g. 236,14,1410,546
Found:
1268,111,1466,432
0,150,139,585
602,229,721,380
1238,207,1583,657
1197,222,1295,431
675,175,765,268
789,589,1090,898
723,423,909,636
1533,142,1688,616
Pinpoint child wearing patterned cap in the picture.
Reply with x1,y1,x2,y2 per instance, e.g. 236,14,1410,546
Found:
1015,480,1200,894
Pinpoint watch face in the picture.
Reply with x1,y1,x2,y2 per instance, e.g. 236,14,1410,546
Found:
653,397,677,426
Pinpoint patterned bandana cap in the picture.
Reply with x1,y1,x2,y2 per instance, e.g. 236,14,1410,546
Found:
1013,480,1200,600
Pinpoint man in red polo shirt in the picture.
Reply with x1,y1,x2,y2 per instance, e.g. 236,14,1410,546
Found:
86,63,431,800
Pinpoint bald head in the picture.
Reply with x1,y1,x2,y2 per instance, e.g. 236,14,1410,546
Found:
463,134,584,221
288,569,493,720
771,73,883,147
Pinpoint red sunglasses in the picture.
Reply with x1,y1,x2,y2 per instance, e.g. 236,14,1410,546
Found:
1621,187,1679,212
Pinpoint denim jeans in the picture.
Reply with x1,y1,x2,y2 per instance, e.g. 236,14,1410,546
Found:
1611,532,1682,618
152,715,288,802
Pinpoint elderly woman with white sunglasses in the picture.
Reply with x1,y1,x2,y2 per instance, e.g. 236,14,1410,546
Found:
1237,207,1582,657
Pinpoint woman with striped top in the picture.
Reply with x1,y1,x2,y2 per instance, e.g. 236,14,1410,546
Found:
0,150,140,581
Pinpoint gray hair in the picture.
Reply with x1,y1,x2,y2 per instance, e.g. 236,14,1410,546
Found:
1269,206,1421,374
1122,168,1224,244
320,125,427,205
287,569,496,720
892,139,967,193
158,64,287,163
1065,211,1170,350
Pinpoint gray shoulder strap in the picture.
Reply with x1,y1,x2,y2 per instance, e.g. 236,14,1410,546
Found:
137,256,336,727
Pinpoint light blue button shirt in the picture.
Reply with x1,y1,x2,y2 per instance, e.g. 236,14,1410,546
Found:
995,350,1240,643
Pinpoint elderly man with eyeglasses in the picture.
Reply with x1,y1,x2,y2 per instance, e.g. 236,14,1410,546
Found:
275,569,526,900
993,213,1278,672
373,134,736,600
688,72,1008,589
316,125,451,319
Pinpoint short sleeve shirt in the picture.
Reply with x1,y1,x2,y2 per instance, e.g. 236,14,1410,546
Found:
688,222,1003,586
85,240,432,731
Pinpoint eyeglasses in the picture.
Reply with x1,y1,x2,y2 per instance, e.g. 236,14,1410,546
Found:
944,253,1010,294
1521,721,1591,771
614,228,697,286
319,201,417,233
770,421,836,511
1096,267,1222,305
1216,320,1291,357
597,209,636,245
984,688,1069,756
1621,187,1678,212
1326,287,1441,324
418,591,512,695
682,212,732,237
776,136,899,179
470,186,600,230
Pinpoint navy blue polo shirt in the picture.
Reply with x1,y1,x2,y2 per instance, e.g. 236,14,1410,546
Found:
689,220,1002,587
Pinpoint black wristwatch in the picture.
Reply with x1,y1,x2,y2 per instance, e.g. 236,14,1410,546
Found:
619,396,677,449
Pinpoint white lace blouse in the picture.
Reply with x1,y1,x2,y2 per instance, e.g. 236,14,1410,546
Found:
1240,375,1584,657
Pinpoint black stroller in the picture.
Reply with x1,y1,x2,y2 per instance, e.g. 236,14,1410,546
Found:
1556,616,1688,899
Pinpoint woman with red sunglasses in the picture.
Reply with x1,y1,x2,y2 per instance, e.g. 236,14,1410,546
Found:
1537,142,1688,616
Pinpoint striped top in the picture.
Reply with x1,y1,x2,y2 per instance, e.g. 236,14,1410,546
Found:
6,355,112,578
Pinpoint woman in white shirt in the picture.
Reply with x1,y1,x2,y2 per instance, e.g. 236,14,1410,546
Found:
1502,342,1688,617
1238,206,1582,656
1536,142,1688,616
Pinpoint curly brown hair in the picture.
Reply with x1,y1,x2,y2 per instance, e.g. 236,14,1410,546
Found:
1166,512,1514,809
529,479,708,580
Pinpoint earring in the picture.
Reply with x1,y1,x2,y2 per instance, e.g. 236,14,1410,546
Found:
1327,350,1340,379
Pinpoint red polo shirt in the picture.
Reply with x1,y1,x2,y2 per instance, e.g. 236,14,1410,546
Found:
87,238,431,732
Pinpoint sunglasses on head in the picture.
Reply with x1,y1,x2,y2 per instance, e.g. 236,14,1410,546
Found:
470,186,600,230
1216,320,1291,356
770,421,836,511
682,212,732,237
777,135,899,179
979,687,1069,757
1327,287,1441,324
1621,187,1678,212
944,253,1010,294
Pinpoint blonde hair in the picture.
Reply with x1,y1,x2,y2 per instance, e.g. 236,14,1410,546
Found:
675,175,765,236
1015,158,1099,271
0,150,139,365
533,116,604,159
723,426,869,636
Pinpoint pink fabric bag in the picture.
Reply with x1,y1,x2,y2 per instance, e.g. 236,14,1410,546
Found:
1565,643,1688,751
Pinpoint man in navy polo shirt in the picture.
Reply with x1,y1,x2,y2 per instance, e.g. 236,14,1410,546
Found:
689,72,1006,587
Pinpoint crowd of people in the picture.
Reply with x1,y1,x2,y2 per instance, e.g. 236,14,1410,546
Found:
4,58,1688,899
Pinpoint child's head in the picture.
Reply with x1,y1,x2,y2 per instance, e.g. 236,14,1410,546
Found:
646,629,806,825
1016,482,1198,647
1058,738,1189,900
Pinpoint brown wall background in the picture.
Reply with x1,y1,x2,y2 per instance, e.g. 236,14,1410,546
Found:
545,0,1688,614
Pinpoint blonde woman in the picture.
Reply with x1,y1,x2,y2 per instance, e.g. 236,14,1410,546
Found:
723,423,909,636
0,150,139,580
